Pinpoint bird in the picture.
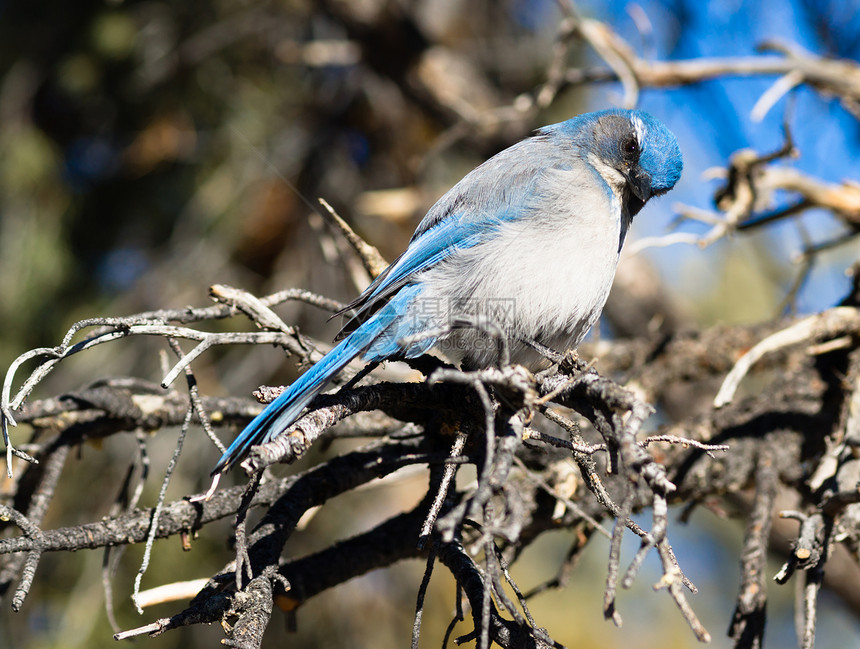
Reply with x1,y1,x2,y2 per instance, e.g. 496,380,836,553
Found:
212,109,682,474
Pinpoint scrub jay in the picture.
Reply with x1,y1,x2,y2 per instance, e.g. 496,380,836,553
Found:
213,109,682,474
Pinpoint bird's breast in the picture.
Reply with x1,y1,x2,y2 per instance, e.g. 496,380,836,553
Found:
419,187,623,367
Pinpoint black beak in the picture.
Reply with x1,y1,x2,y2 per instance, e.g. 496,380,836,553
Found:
622,167,651,217
624,167,652,204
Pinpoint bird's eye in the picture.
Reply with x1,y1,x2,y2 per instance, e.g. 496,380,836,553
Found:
620,136,639,161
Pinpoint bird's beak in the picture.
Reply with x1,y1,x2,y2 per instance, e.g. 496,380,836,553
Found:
624,167,652,203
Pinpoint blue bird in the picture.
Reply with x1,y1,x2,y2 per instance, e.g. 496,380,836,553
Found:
213,109,682,474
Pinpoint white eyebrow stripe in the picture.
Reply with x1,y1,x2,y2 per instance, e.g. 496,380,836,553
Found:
631,115,646,145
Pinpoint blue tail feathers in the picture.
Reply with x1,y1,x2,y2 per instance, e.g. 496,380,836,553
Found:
211,335,362,474
213,284,433,474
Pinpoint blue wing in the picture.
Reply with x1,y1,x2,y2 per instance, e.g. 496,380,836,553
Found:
337,216,491,336
337,134,559,336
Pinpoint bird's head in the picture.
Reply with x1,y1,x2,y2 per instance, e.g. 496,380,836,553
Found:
552,109,683,217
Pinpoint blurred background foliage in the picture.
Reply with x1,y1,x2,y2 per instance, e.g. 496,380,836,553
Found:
1,0,860,648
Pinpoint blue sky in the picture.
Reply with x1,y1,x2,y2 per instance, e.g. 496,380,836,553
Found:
554,0,860,315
